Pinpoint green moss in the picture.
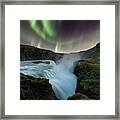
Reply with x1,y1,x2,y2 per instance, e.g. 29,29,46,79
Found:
20,73,57,100
20,44,63,61
74,58,100,100
77,80,100,99
75,58,100,80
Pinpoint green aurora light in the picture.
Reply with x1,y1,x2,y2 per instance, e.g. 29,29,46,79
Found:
29,20,56,44
41,20,55,37
21,20,100,53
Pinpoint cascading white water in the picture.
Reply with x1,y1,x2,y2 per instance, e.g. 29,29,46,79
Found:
20,54,80,100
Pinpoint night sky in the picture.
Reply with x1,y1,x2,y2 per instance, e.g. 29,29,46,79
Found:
20,20,100,53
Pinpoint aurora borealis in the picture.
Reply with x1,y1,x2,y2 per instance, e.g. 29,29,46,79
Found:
20,20,100,53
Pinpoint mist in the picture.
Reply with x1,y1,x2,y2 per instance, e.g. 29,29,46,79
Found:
20,54,81,100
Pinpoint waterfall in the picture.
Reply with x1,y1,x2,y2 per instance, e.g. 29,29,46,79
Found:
20,54,80,100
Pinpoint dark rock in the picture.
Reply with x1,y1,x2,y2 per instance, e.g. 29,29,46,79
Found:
67,93,90,100
74,58,100,80
20,73,57,100
80,43,100,59
74,58,100,100
20,42,100,61
20,44,63,61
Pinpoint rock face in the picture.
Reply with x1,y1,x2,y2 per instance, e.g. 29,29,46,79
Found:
67,93,90,100
20,43,100,61
20,45,63,61
20,73,57,100
74,58,100,100
80,43,100,59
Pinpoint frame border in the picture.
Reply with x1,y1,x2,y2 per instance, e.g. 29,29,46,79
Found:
0,0,119,119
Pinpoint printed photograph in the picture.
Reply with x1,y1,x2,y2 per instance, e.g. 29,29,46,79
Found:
20,20,100,100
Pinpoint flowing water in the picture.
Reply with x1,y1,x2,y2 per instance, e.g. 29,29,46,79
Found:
20,55,80,100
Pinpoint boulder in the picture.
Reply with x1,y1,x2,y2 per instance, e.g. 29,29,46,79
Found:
67,93,90,100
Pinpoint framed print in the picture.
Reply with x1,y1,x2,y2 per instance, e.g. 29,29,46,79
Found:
0,0,119,119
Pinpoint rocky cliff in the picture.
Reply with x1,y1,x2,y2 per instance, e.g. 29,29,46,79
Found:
20,45,63,61
20,43,100,100
20,43,100,61
20,73,57,100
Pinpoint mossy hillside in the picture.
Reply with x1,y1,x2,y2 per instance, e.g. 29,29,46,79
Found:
74,58,100,100
75,58,100,80
20,73,57,100
20,43,100,62
20,44,63,61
